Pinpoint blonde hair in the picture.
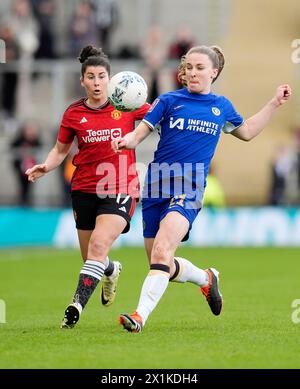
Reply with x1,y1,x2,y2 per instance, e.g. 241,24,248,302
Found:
177,45,225,87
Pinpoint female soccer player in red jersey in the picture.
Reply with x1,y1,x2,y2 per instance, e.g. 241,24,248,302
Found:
26,45,150,328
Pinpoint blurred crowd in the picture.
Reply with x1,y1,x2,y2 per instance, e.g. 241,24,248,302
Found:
0,0,120,122
0,0,196,121
10,120,42,205
0,1,198,206
268,129,300,206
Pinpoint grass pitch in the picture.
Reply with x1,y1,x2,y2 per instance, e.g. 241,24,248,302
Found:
0,247,299,369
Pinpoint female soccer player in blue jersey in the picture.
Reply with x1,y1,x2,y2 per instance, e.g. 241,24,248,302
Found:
112,45,292,333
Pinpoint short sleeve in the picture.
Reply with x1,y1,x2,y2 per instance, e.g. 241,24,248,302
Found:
57,111,75,144
132,102,151,120
221,97,244,134
142,97,166,131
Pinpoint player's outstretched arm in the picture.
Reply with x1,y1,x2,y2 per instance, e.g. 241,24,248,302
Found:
26,141,73,182
231,84,292,141
111,121,151,153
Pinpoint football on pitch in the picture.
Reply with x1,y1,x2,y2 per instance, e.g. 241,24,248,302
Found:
107,71,148,112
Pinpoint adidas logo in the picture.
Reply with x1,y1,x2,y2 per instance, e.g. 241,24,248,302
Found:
80,117,88,123
118,206,127,212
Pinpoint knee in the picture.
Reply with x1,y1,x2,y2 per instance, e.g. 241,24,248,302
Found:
151,242,172,265
88,236,111,258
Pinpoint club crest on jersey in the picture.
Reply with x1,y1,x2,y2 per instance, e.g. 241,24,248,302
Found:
212,107,221,116
111,109,122,120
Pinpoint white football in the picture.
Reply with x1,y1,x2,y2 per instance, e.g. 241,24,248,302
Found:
107,71,148,112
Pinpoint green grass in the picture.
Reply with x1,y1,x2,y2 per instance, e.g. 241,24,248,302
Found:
0,247,299,368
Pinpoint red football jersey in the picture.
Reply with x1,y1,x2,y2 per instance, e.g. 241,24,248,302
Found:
57,98,150,197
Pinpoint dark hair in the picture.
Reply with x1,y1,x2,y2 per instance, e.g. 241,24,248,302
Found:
177,45,225,86
78,45,111,77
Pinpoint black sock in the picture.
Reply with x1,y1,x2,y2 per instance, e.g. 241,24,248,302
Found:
73,259,105,309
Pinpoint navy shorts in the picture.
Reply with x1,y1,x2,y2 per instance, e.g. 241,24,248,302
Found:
142,194,202,242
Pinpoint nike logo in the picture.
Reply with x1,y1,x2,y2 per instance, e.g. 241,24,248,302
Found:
173,105,184,111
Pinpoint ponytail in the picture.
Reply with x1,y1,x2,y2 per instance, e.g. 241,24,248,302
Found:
177,55,187,87
210,46,225,83
78,45,111,76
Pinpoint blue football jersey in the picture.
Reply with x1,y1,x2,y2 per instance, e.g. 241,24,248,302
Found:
142,88,243,199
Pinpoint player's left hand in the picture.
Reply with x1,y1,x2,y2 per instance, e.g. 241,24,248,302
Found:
275,84,292,105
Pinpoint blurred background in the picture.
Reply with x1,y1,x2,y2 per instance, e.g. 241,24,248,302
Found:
1,0,300,247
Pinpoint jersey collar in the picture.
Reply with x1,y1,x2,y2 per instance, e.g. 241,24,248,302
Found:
83,98,110,111
182,88,215,100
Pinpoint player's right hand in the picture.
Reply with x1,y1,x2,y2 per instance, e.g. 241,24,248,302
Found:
25,164,48,182
111,137,128,153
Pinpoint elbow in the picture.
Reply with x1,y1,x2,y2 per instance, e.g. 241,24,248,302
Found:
239,121,255,141
235,132,252,142
239,128,254,142
242,134,252,142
